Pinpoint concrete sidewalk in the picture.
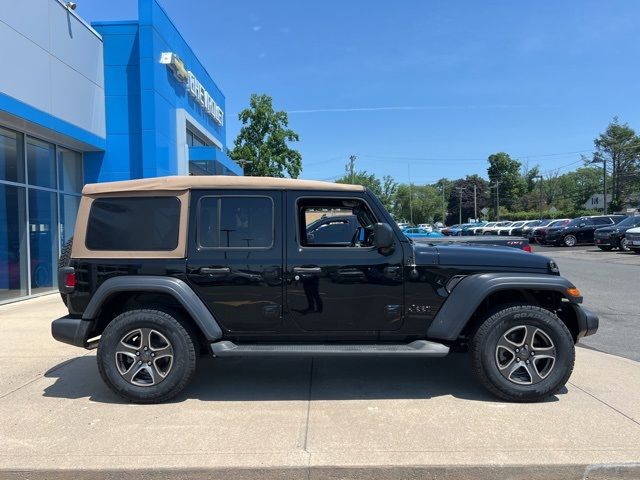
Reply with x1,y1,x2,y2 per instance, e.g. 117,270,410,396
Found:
1,295,640,479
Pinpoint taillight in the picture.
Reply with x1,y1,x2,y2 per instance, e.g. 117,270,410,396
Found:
522,244,532,253
64,271,76,288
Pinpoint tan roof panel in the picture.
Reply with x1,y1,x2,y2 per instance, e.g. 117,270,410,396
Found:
82,175,364,195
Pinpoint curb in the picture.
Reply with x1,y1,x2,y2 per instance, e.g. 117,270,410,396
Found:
3,464,640,480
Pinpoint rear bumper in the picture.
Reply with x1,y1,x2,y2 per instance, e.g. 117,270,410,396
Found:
51,316,97,349
571,304,599,339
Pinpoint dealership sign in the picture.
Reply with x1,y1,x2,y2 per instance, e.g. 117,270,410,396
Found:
160,52,224,126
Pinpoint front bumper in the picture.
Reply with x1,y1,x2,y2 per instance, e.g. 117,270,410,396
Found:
571,304,599,339
51,316,97,349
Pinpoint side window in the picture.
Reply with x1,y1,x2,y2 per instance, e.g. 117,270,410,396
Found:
86,196,180,251
593,217,610,225
298,198,377,248
199,196,273,248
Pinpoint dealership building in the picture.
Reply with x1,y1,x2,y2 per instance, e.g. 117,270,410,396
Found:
0,0,240,303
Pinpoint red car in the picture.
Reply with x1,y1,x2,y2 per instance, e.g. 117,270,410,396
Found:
531,218,570,244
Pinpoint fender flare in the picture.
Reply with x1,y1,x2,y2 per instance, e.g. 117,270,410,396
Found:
82,276,223,341
426,272,579,341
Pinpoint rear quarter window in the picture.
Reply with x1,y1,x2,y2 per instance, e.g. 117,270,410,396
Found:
86,196,181,251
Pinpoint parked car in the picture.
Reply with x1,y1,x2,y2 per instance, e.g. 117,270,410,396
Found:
440,224,459,236
396,222,411,230
403,227,444,239
52,175,598,403
625,226,640,254
461,221,487,236
305,214,359,247
545,215,626,247
473,221,497,235
525,219,553,241
594,215,640,251
532,219,570,244
483,221,512,235
515,220,543,238
497,221,525,236
417,223,433,232
462,222,489,236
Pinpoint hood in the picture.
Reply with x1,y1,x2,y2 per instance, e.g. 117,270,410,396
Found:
595,226,616,234
412,243,551,270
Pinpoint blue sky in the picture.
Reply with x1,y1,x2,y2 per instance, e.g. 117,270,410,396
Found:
81,0,640,184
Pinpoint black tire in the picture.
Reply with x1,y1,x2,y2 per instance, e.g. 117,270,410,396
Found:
619,237,630,252
563,235,577,247
470,304,575,402
58,237,73,305
597,245,613,251
97,309,197,403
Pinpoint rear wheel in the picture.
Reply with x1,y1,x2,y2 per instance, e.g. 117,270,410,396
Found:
470,305,575,402
563,235,577,247
97,309,197,403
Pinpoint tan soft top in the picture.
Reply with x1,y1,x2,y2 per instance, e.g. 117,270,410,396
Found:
82,175,365,195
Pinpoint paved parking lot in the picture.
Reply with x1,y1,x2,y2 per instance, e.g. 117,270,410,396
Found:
531,244,640,362
1,248,639,479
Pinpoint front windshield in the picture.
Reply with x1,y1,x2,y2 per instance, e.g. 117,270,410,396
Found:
538,220,552,227
617,216,640,227
549,219,567,227
511,221,525,227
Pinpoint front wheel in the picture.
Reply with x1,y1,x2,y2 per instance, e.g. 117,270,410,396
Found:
97,309,197,403
470,305,575,402
563,235,577,247
620,237,630,252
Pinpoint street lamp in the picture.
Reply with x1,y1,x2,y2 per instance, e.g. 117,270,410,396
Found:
235,159,253,175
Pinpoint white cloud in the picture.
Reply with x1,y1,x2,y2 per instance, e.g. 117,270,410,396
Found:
252,25,262,32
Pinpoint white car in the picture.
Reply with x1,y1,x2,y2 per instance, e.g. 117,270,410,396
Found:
626,226,640,253
482,221,512,235
497,221,525,236
417,223,433,232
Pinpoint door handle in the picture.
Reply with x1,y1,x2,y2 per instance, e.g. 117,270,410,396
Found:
293,267,321,274
200,267,230,275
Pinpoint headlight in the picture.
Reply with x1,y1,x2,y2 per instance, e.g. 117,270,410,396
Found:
548,260,560,274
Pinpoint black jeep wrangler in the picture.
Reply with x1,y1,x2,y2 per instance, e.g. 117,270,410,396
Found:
52,176,598,403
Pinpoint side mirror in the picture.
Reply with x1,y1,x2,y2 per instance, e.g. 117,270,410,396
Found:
579,223,586,228
373,223,394,249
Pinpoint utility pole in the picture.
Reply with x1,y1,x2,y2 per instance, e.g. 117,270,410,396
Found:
473,184,477,221
348,155,357,184
535,175,544,219
603,157,607,214
441,181,446,225
456,186,464,224
407,162,414,225
496,181,499,221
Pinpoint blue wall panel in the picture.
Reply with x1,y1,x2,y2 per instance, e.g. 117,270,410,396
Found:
90,0,233,183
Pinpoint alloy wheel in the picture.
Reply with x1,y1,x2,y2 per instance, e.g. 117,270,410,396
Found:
494,325,556,385
564,235,576,247
620,237,630,252
115,328,174,387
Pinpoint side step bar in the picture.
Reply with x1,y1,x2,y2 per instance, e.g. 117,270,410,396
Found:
210,340,449,357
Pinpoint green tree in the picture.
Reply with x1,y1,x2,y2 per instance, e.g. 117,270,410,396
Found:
446,175,489,224
588,118,640,212
228,94,302,178
393,184,441,224
487,152,526,213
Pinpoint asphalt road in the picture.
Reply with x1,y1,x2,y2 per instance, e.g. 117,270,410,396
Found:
531,244,640,362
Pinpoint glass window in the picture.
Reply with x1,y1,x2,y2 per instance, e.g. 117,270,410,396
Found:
27,137,56,188
0,184,28,301
199,196,273,248
28,189,58,293
186,128,207,147
60,194,80,247
298,199,377,247
58,148,83,193
0,126,24,183
86,197,181,251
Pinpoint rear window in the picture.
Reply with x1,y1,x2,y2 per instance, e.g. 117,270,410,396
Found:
86,197,181,251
